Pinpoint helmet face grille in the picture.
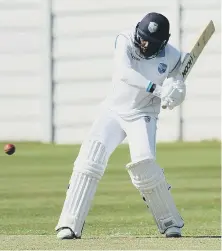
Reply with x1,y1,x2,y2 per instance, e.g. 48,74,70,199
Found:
134,25,169,59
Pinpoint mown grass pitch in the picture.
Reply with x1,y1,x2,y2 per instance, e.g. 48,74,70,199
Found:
0,141,221,250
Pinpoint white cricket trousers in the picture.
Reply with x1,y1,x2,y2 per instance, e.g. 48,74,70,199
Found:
83,109,157,163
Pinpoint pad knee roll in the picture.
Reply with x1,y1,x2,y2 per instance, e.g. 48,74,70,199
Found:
126,159,184,234
74,139,107,179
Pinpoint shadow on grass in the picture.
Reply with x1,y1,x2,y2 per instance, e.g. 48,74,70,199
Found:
182,236,221,239
83,235,221,239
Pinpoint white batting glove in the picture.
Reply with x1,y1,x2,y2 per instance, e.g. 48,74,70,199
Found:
161,80,186,110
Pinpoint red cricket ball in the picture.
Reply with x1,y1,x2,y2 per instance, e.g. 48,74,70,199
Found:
4,144,16,155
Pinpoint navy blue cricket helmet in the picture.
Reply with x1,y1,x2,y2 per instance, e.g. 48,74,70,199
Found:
134,12,171,59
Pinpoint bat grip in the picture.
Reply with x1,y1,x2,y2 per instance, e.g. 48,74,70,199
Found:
161,100,168,109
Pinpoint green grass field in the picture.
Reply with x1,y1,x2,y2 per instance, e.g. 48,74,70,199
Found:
0,141,221,250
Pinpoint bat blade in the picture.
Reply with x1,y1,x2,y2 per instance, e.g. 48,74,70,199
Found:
179,20,215,81
161,20,215,109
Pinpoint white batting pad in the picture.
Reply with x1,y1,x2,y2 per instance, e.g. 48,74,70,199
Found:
74,140,107,178
56,170,98,237
56,140,107,237
126,159,184,234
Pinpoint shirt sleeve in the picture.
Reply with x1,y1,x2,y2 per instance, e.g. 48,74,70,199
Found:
113,35,150,90
167,45,182,78
167,45,189,82
113,34,132,69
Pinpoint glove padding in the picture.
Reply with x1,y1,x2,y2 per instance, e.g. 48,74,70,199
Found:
161,80,186,110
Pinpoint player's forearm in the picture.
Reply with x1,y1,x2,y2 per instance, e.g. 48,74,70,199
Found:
115,67,150,89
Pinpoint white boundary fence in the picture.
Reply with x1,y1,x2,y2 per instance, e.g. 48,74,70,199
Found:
0,0,220,143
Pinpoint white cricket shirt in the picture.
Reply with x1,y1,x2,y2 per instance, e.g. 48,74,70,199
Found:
104,28,182,120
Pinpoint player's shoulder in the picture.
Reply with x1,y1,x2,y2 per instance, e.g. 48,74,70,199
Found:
165,43,181,60
115,27,135,46
118,26,135,38
164,43,182,74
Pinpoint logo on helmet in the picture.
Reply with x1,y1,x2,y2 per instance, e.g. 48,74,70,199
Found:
148,22,158,33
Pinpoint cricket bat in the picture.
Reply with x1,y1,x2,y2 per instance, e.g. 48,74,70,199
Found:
149,20,215,109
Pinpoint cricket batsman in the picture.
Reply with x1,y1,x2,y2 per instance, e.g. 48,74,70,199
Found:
56,12,186,239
